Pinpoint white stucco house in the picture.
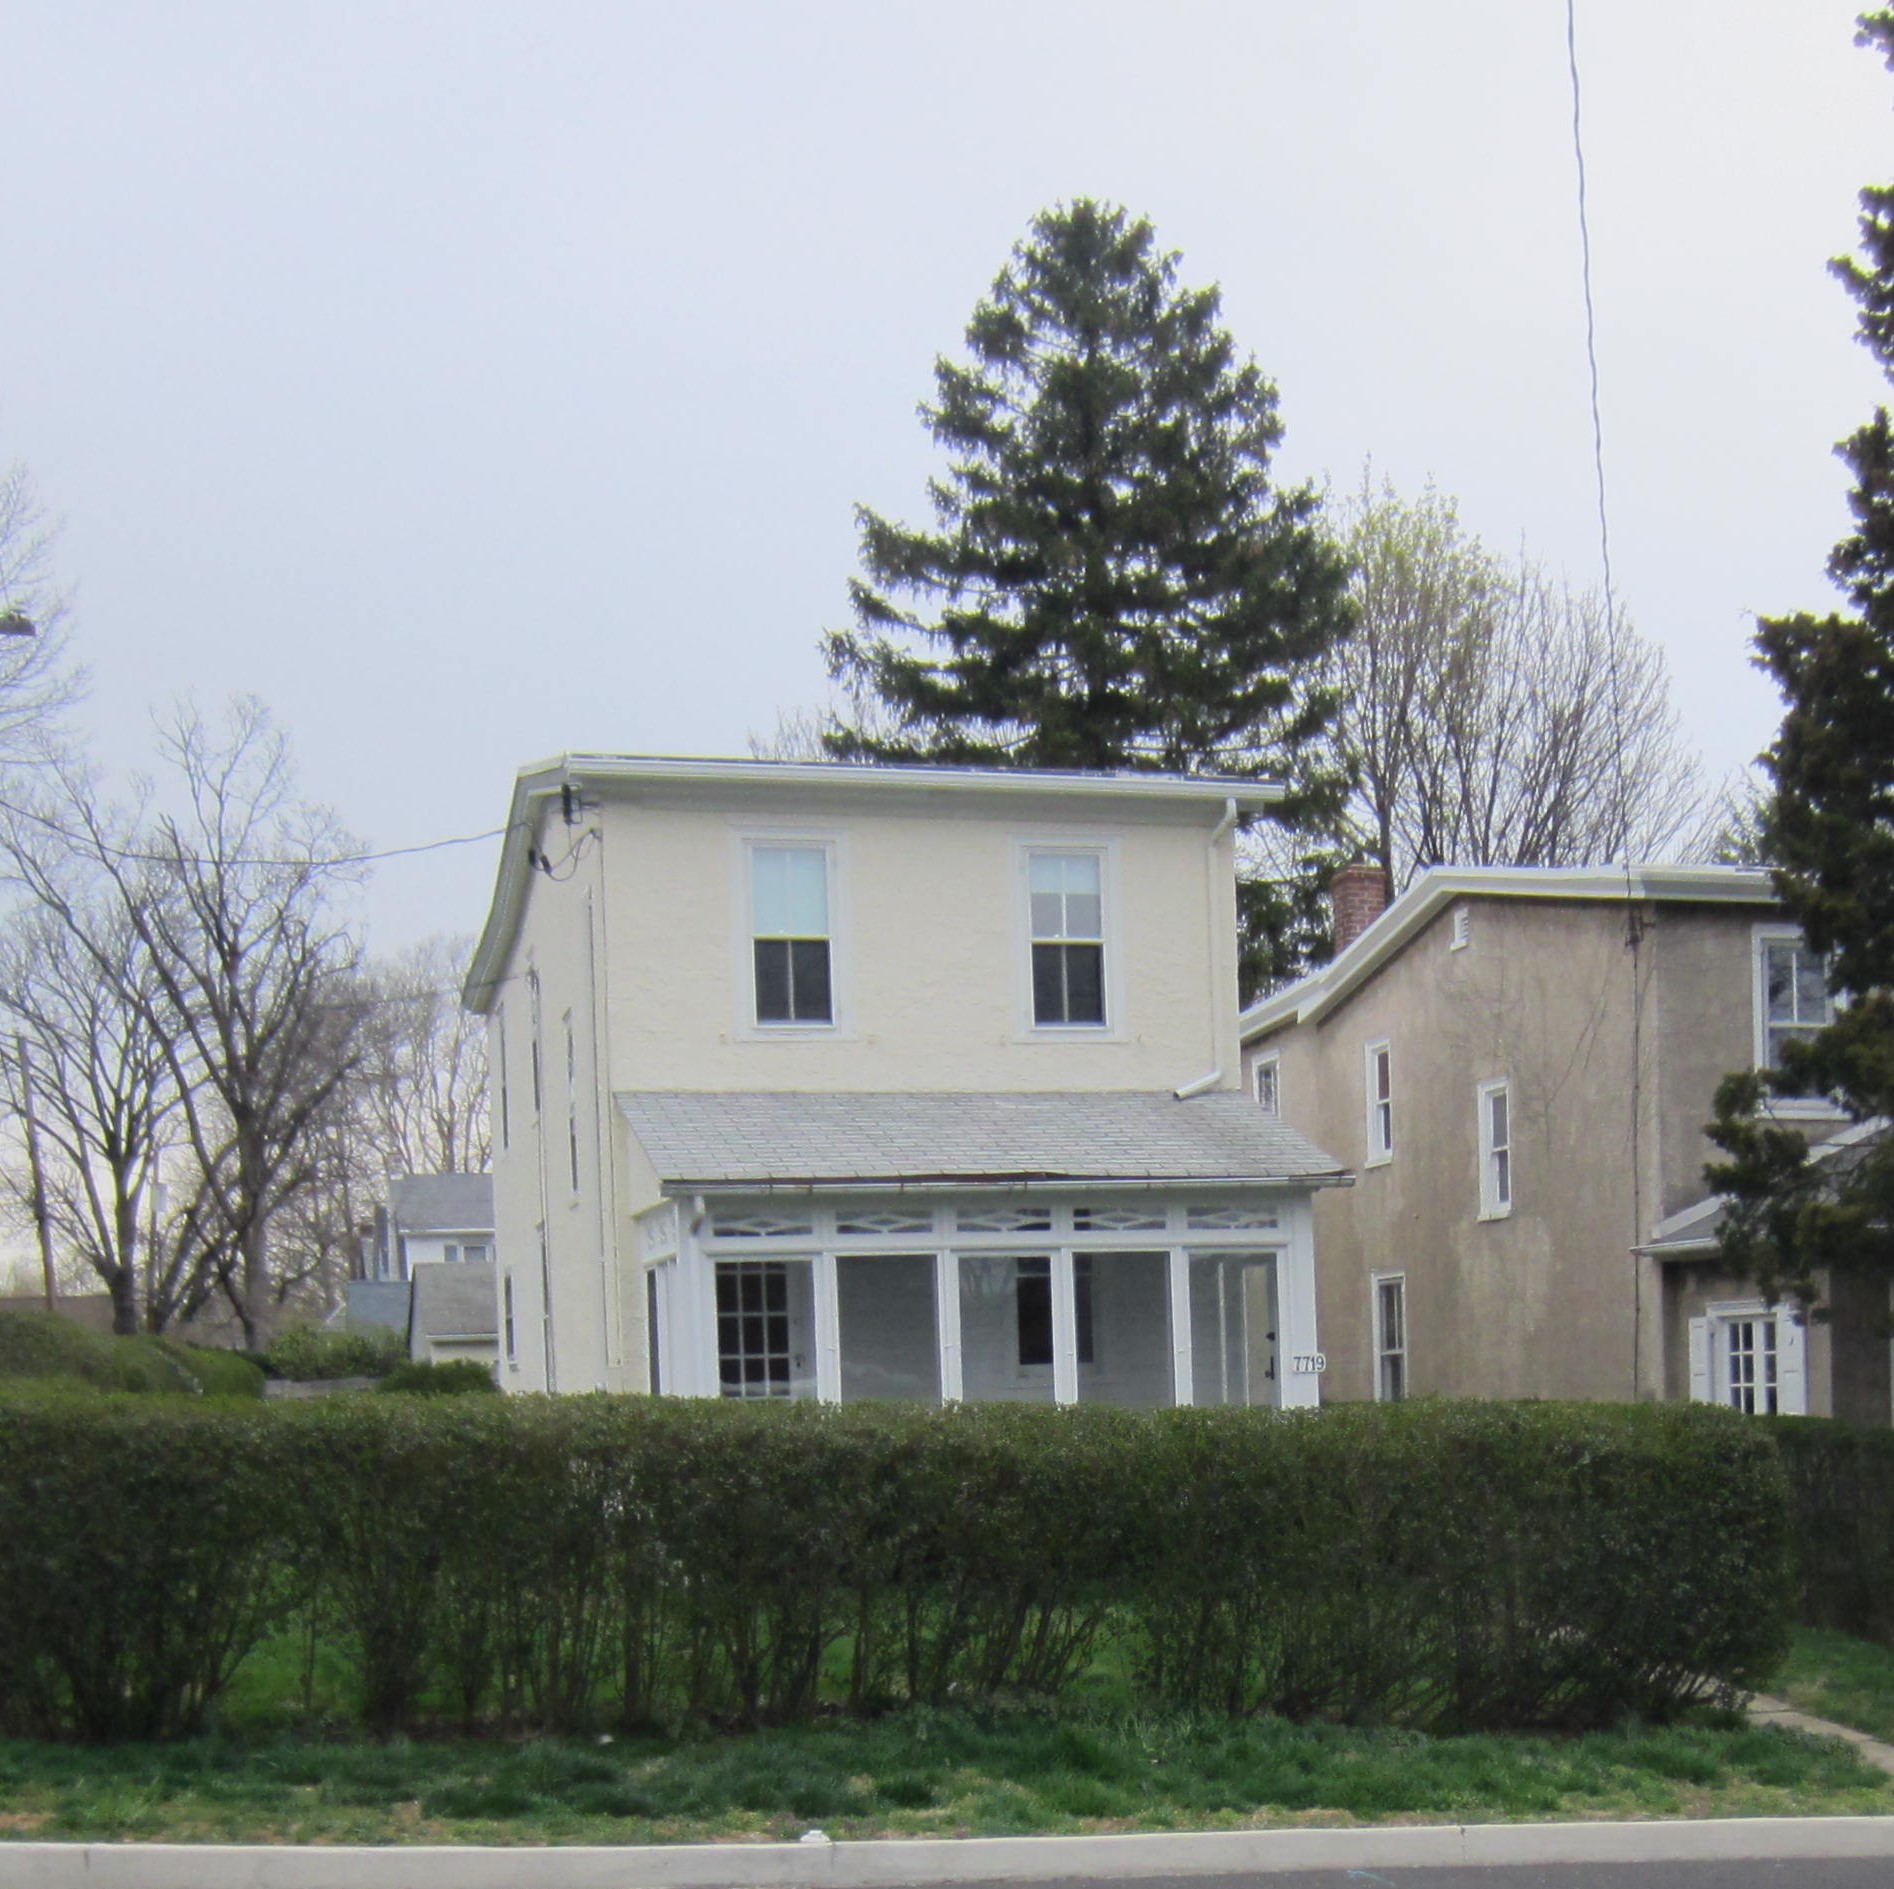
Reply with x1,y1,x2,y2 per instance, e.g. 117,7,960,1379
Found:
462,755,1346,1408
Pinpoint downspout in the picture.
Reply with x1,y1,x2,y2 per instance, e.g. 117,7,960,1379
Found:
1175,797,1242,1100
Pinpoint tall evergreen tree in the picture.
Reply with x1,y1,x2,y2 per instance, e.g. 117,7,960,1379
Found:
824,199,1352,987
1706,12,1894,1310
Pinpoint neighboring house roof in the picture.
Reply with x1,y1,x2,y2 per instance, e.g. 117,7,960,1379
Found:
1242,864,1779,1039
1639,1119,1887,1260
389,1173,494,1235
465,754,1283,1012
346,1278,412,1333
616,1090,1346,1192
409,1260,499,1342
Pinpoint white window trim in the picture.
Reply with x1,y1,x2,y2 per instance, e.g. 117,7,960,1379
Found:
1363,1038,1393,1168
1014,836,1125,1040
1371,1269,1406,1403
732,829,851,1039
1690,1297,1808,1417
1751,922,1843,1119
1253,1052,1281,1119
1476,1076,1512,1221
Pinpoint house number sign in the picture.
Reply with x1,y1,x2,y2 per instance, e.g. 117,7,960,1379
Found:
1290,1353,1327,1375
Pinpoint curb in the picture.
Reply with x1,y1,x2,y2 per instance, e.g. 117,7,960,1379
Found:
7,1818,1894,1888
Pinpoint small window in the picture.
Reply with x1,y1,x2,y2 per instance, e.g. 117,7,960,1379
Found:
1365,1040,1393,1166
1254,1054,1281,1119
1450,906,1471,951
527,971,543,1115
1754,928,1834,1075
444,1243,460,1264
1478,1078,1512,1219
564,1012,580,1193
502,1273,517,1363
1028,852,1106,1027
496,1009,511,1151
1015,1256,1095,1366
751,845,833,1025
462,1243,489,1265
1373,1273,1406,1402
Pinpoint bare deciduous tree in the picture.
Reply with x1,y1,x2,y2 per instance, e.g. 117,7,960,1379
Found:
0,454,85,760
1331,478,1713,894
0,700,369,1346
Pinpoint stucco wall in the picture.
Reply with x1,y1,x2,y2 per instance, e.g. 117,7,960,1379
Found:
1250,897,1662,1406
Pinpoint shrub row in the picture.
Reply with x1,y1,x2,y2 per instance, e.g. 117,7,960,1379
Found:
0,1395,1792,1742
1770,1415,1894,1646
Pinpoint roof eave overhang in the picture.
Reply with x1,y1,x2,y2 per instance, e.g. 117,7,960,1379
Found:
1240,865,1782,1043
657,1172,1352,1198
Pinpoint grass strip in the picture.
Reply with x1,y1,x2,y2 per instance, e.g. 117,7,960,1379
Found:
0,1705,1884,1847
1775,1627,1894,1744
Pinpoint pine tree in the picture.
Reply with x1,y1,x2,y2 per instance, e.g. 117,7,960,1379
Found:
824,200,1352,987
1706,12,1894,1309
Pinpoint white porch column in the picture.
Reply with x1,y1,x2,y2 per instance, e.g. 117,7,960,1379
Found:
1051,1248,1078,1405
1168,1247,1194,1408
935,1250,964,1403
685,1229,718,1398
813,1250,841,1403
1276,1194,1322,1409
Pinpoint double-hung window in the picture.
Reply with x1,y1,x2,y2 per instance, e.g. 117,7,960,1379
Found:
1754,926,1835,1092
1254,1053,1281,1119
1477,1078,1511,1218
1691,1301,1807,1417
751,844,833,1026
1028,851,1106,1027
1365,1040,1393,1166
1372,1273,1407,1402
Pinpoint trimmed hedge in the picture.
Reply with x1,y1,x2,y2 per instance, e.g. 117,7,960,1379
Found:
263,1323,406,1382
0,1396,1792,1742
377,1359,501,1396
1770,1415,1894,1646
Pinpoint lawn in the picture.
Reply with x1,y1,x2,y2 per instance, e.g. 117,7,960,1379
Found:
1775,1627,1894,1745
0,1705,1885,1847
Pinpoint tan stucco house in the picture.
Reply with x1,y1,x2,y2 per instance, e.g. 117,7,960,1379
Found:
464,755,1345,1407
1241,864,1887,1425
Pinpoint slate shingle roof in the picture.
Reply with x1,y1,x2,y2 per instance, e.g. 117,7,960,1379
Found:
616,1091,1344,1189
409,1260,499,1341
389,1173,494,1234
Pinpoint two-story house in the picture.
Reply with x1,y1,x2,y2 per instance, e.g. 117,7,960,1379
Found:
463,756,1345,1407
1241,864,1888,1424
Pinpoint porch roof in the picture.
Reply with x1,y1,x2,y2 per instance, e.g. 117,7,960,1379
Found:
616,1090,1346,1192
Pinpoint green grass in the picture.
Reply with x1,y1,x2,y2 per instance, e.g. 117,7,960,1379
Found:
0,1705,1883,1846
1776,1626,1894,1744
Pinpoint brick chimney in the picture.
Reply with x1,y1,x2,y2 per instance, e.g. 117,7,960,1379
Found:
1330,862,1390,954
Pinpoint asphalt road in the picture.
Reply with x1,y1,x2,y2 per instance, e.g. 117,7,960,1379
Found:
1022,1872,1894,1889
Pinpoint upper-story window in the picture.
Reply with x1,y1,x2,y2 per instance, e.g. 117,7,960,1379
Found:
751,844,833,1026
1754,926,1834,1074
1254,1053,1281,1119
1028,850,1107,1027
1477,1078,1511,1219
1364,1039,1393,1166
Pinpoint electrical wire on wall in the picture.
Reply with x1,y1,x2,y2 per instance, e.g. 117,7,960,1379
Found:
1566,0,1647,1398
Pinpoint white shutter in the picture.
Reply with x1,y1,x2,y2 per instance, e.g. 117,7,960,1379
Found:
1778,1313,1809,1417
1688,1317,1711,1404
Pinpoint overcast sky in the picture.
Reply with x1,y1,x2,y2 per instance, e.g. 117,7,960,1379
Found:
4,1,1888,951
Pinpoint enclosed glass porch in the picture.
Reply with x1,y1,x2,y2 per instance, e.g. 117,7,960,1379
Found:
640,1190,1320,1410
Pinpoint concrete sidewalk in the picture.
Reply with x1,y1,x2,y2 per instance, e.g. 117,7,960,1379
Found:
7,1816,1894,1889
1748,1693,1894,1775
